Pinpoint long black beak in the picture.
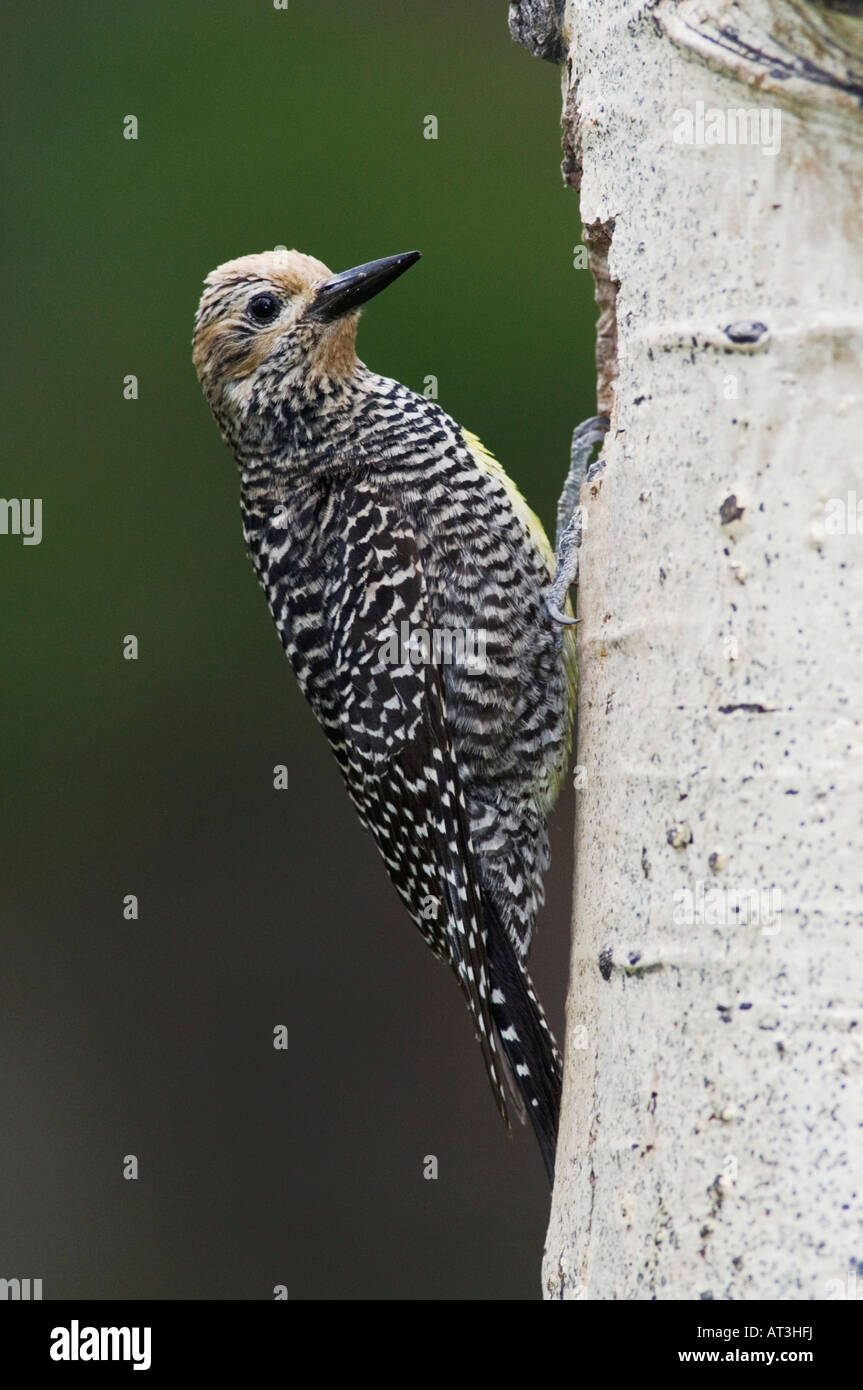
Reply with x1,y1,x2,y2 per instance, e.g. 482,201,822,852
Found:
310,250,421,322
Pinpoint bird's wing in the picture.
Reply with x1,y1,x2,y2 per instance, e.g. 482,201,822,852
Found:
323,482,511,1127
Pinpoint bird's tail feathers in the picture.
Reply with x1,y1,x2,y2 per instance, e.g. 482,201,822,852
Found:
484,899,562,1185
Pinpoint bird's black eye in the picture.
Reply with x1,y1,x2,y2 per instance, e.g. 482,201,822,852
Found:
247,292,281,324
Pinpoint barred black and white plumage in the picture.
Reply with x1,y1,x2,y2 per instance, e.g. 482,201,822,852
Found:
193,248,576,1182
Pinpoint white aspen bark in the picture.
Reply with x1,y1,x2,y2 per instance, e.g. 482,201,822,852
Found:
511,0,863,1300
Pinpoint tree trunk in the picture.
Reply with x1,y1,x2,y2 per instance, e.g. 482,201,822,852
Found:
510,0,863,1300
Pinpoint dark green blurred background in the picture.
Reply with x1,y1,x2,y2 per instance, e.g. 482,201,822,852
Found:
1,0,596,1299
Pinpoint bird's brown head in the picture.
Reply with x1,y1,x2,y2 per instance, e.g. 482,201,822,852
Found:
193,247,420,440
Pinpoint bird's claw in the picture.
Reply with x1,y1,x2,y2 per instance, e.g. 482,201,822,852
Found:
546,597,580,627
544,414,609,632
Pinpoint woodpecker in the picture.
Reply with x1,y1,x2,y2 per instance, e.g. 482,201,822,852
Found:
193,247,603,1182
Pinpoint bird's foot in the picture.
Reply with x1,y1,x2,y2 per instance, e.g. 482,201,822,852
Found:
546,415,609,626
